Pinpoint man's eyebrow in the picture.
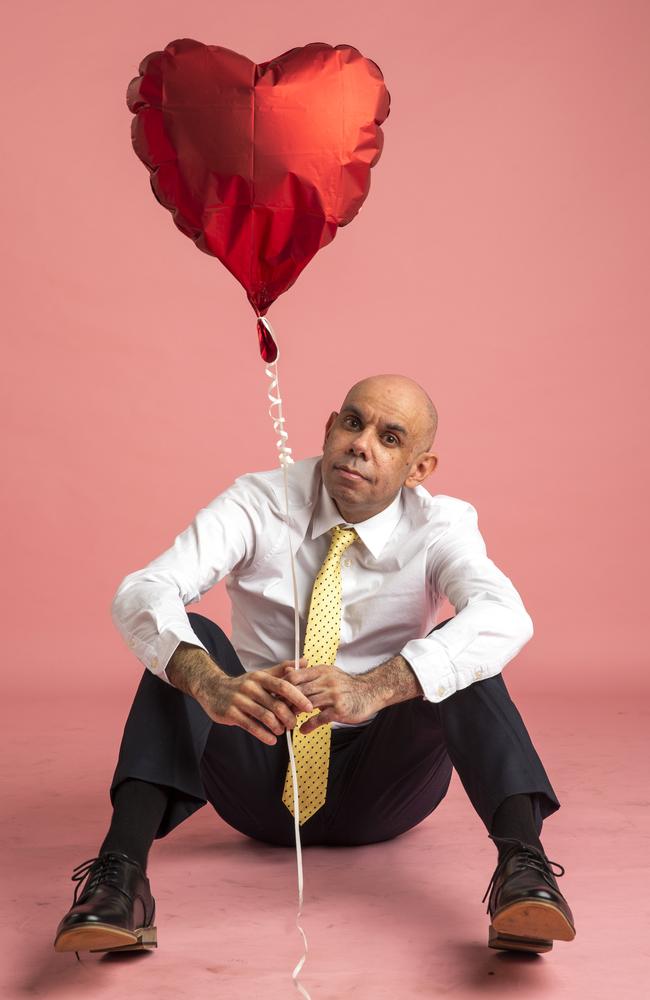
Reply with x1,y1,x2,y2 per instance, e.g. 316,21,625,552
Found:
341,404,365,420
385,422,408,435
341,404,409,437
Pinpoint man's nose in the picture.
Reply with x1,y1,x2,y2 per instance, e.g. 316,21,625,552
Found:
348,429,372,456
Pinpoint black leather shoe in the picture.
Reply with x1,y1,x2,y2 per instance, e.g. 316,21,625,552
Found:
53,851,157,955
482,835,576,953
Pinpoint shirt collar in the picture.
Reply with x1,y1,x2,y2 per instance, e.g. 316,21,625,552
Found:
311,478,404,560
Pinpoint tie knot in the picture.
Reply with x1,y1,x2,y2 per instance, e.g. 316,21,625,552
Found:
330,525,358,553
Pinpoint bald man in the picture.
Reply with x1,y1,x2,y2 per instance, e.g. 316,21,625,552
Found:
54,374,576,958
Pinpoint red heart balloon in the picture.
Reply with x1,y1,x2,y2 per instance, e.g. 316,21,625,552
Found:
127,39,390,358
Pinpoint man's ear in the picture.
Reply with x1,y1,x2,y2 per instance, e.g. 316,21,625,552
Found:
404,452,438,489
323,411,338,450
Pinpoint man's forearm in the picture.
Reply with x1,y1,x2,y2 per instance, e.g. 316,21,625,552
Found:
362,654,424,710
166,641,226,700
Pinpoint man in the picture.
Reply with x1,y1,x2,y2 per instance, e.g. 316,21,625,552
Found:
53,374,576,958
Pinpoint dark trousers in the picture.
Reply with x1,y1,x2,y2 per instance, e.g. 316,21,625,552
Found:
109,613,560,848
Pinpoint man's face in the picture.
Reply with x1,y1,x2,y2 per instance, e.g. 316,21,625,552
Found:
321,377,438,523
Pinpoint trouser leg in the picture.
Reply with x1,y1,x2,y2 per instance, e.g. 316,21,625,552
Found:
322,617,560,846
108,612,246,839
109,612,559,847
109,612,332,846
421,620,561,836
320,697,454,846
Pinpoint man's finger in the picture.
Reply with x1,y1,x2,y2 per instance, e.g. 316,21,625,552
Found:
294,683,323,701
281,658,308,671
284,665,322,685
286,662,330,672
300,709,333,734
260,674,313,712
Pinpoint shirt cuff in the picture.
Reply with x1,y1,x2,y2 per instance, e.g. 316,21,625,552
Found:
128,627,211,686
399,636,458,702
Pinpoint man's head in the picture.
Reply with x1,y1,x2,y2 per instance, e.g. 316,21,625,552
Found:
321,374,439,523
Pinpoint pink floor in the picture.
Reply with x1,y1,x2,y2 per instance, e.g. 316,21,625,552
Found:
3,687,648,999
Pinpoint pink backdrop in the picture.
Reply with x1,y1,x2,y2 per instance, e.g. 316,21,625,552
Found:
2,0,648,699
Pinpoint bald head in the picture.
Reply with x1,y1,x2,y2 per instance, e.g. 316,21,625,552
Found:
341,374,438,454
322,372,439,521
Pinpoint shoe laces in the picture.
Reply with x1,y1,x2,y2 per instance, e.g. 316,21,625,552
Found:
70,853,131,906
481,835,566,913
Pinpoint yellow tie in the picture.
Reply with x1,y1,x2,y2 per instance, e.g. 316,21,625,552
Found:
281,525,358,824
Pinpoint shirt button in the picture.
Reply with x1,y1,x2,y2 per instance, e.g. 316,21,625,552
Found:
151,656,159,668
344,559,352,567
437,685,446,697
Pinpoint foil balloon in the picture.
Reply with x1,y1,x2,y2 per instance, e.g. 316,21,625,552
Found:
126,38,391,361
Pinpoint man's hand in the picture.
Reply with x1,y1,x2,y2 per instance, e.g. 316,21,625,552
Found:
194,659,314,746
281,663,380,734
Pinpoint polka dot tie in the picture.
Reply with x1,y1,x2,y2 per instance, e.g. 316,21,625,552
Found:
281,525,359,824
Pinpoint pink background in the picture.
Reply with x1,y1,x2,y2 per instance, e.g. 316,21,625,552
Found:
3,4,650,998
2,0,649,703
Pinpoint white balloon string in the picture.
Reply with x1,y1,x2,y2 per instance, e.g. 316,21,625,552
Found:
260,316,312,1000
264,345,294,472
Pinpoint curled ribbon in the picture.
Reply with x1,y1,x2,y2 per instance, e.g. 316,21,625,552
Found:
260,315,313,1000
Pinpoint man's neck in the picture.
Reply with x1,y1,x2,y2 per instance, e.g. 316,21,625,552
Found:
332,495,398,525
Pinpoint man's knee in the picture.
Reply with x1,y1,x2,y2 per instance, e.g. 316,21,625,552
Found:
185,612,242,675
186,611,221,644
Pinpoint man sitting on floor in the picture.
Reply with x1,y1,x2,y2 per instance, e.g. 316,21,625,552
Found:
54,373,576,958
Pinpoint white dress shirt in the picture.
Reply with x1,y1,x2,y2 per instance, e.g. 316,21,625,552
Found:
111,455,534,729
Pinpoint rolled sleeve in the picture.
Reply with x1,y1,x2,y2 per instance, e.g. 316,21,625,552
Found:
400,502,534,702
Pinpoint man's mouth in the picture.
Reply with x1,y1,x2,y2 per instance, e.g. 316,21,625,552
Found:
334,464,367,481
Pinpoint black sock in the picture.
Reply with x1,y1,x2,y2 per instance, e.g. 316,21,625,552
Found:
99,778,170,873
490,793,544,862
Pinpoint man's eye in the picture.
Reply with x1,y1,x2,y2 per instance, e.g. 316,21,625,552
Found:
385,434,398,445
344,415,359,427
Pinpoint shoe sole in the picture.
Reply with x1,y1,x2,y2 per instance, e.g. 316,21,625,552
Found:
54,922,157,953
488,899,576,953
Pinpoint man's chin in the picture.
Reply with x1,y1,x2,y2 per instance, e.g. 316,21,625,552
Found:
326,477,368,503
330,480,374,515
